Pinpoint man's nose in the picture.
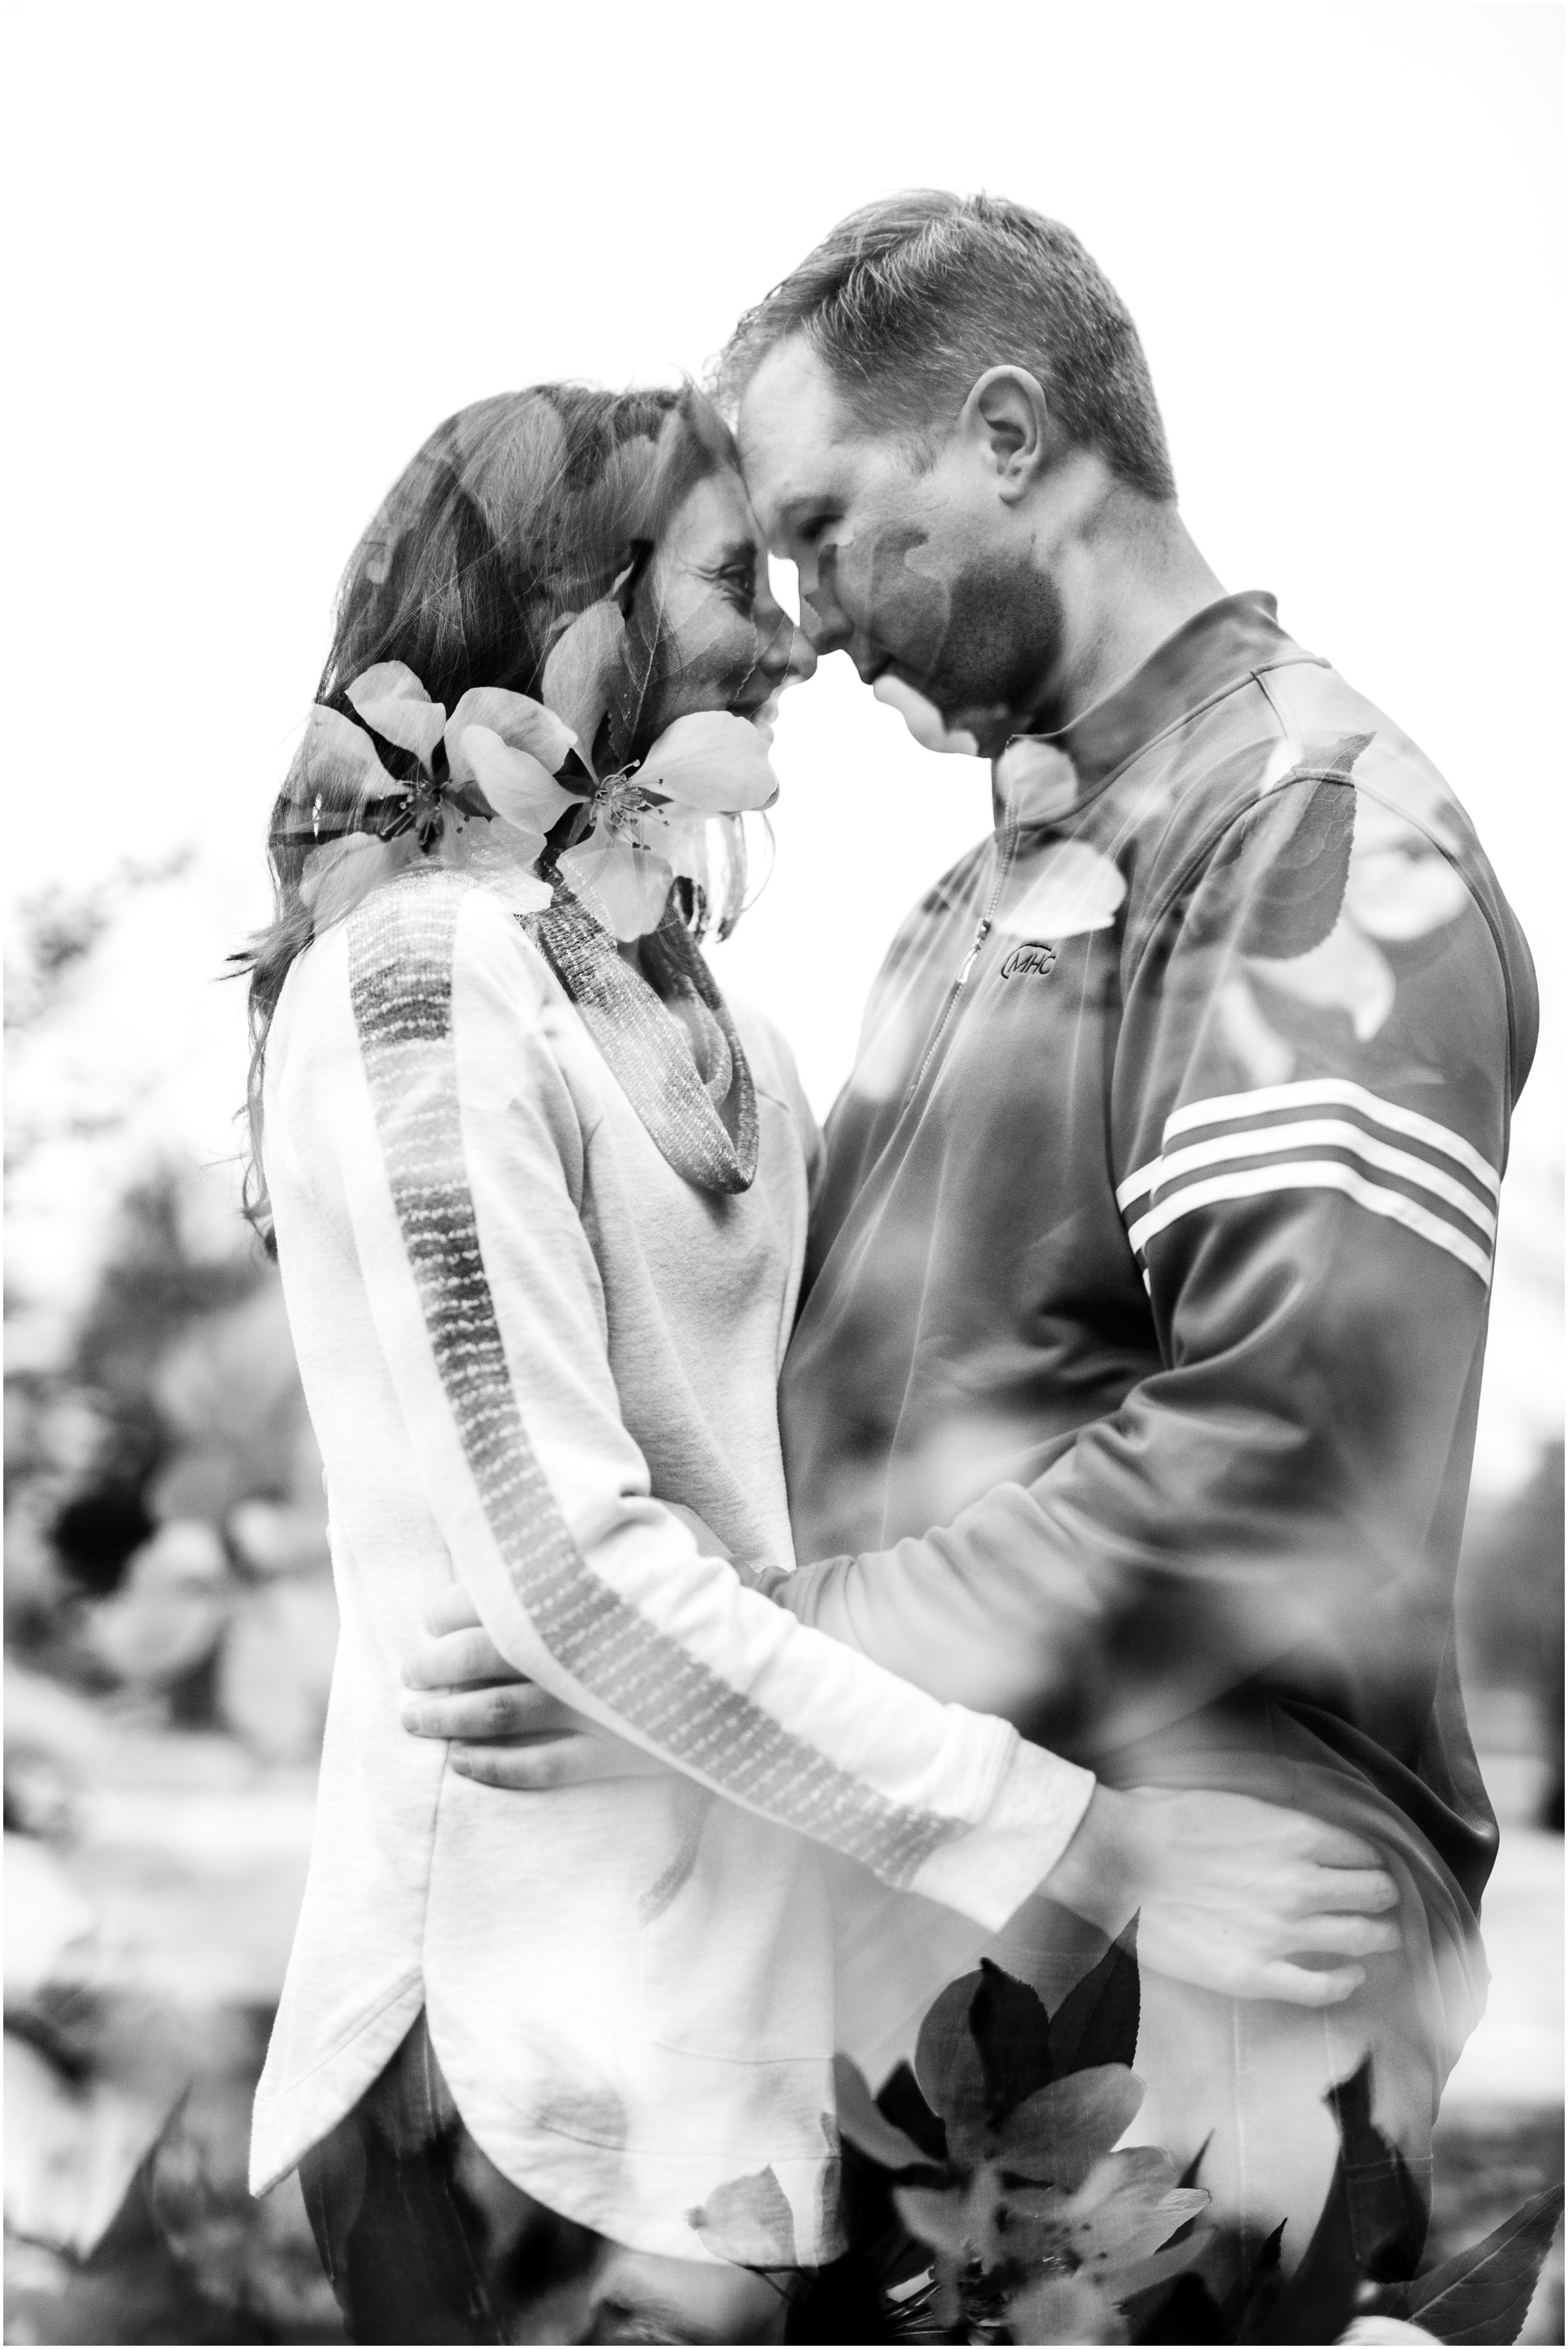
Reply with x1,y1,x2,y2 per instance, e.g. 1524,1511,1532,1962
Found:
784,625,818,687
799,587,849,659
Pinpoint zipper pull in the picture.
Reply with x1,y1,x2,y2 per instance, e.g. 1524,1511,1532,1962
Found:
957,916,992,986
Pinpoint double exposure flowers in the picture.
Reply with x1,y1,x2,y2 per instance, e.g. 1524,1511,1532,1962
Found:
290,595,779,943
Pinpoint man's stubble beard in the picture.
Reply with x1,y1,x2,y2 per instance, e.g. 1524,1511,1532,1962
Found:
918,550,1067,746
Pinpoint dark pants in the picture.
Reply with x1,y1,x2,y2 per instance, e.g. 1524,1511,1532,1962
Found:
299,2016,791,2345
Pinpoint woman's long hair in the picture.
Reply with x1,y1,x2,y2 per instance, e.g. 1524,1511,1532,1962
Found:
237,383,733,1245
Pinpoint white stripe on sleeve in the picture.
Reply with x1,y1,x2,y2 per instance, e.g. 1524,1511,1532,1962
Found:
1126,1159,1493,1286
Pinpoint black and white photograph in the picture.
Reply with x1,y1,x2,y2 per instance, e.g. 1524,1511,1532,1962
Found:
4,5,1563,2342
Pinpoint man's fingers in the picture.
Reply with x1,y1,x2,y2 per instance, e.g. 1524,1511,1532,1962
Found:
1299,1865,1399,1914
1298,1822,1388,1871
1250,1959,1367,2008
448,1732,667,1790
424,1584,484,1637
448,1741,573,1791
401,1686,567,1741
402,1627,516,1691
1284,1912,1401,1960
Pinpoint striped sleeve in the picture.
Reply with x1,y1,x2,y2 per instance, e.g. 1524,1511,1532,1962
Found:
1117,777,1513,1307
325,870,1092,1929
1118,1076,1499,1290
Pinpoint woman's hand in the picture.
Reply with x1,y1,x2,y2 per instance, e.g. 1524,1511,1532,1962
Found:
1041,1784,1401,2008
399,1584,666,1790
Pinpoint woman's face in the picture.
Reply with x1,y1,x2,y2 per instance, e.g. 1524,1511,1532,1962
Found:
631,466,814,743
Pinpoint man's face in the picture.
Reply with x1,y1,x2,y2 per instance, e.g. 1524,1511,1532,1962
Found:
737,335,1063,755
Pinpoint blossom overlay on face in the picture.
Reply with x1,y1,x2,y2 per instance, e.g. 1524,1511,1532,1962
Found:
293,604,780,944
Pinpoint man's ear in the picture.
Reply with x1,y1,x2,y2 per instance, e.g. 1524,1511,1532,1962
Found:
959,367,1058,502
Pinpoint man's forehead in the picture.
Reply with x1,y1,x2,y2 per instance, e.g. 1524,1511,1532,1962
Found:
737,338,858,507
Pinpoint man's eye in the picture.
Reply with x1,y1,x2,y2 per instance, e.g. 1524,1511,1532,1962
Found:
797,516,833,550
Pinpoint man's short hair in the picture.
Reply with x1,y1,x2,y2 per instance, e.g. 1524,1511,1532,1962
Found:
718,191,1176,503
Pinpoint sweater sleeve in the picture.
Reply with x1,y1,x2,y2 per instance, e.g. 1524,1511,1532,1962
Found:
772,776,1530,1761
315,872,1092,1929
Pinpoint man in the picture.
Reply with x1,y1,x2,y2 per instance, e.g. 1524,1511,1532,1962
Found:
406,193,1536,2271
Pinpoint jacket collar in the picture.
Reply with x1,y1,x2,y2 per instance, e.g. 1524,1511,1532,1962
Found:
994,591,1322,830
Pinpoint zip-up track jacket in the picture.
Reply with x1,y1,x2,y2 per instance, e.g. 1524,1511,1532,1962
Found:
775,593,1537,2055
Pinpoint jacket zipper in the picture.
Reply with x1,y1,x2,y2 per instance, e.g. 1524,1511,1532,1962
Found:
903,820,1020,1110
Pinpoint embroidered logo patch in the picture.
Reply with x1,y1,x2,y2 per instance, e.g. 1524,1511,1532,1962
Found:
1000,941,1058,980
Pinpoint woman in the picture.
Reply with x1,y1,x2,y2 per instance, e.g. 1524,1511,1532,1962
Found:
242,384,1400,2344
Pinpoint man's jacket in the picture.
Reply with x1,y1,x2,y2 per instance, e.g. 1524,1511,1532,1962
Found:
775,591,1537,2004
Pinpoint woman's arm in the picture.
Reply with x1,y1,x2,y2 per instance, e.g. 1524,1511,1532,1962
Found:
399,1558,1401,2008
308,871,1092,1934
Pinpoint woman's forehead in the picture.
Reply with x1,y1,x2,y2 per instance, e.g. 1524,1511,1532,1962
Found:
663,465,761,555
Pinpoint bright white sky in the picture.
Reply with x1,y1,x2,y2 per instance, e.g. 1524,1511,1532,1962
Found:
6,0,1563,1485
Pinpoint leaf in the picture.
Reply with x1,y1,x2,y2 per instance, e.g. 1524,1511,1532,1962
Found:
345,661,446,763
686,2164,797,2269
993,2065,1144,2191
1248,2056,1424,2344
913,1972,990,2156
1128,2268,1229,2344
1007,2269,1129,2344
1403,2183,1564,2345
970,1958,1055,2124
875,2061,948,2167
1047,1920,1141,2080
1323,2060,1428,2285
444,686,578,778
1235,775,1356,959
832,2054,937,2176
637,709,779,814
541,599,628,762
1112,2225,1217,2305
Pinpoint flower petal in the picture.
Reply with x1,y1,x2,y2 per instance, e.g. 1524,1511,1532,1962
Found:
559,826,673,941
345,661,446,763
445,688,579,780
541,600,628,765
444,820,554,914
993,737,1080,824
1248,914,1397,1041
994,841,1127,942
300,833,406,929
873,673,980,758
298,705,405,810
457,727,576,838
637,710,779,814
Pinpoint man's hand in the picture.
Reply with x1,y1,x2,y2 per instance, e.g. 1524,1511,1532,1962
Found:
1044,1784,1403,2008
400,1584,667,1790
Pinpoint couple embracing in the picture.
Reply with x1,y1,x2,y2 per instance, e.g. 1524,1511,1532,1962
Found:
241,193,1535,2344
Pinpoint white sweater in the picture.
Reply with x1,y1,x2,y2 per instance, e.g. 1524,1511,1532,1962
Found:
249,866,1093,2264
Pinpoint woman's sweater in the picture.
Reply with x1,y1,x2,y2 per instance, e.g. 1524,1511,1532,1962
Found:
248,865,1093,2263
